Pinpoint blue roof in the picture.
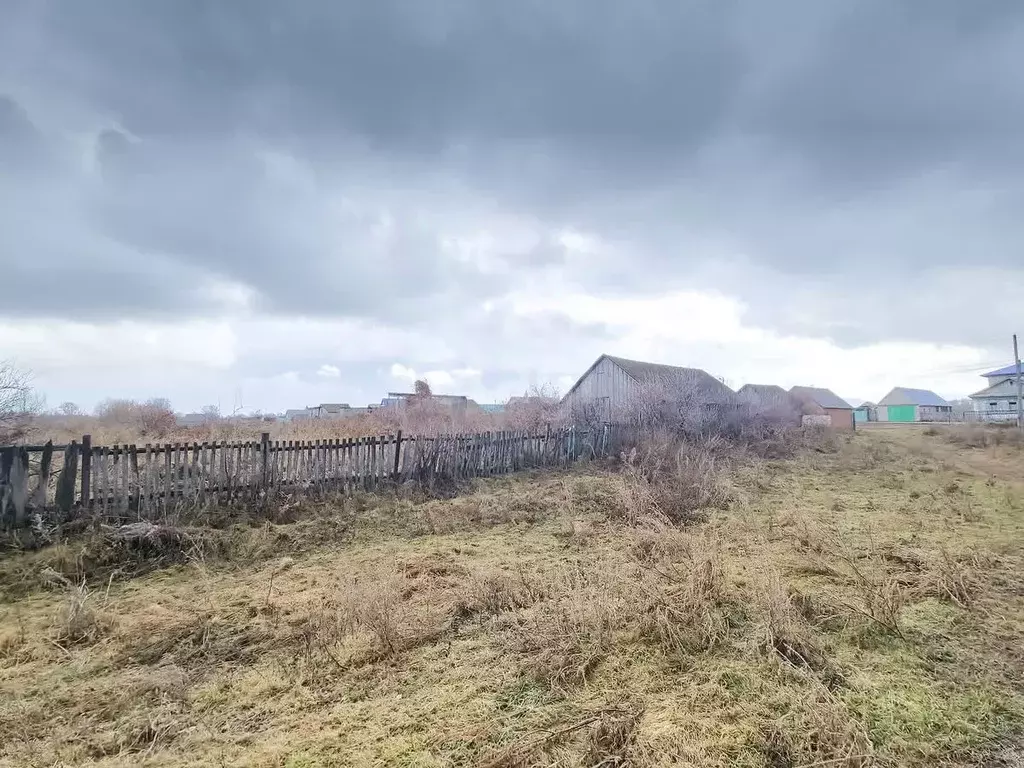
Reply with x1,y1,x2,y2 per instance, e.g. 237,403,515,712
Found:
893,387,949,407
983,364,1021,377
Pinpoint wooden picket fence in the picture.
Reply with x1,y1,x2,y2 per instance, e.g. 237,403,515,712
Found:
0,426,619,529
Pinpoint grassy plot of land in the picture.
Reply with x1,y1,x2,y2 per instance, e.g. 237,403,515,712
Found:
1,427,1023,767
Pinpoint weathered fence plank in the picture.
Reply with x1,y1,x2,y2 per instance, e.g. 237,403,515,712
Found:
1,425,622,529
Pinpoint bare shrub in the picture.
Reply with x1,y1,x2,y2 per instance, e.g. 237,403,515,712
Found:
95,397,177,440
945,423,1024,450
834,553,906,639
0,360,41,443
800,524,906,639
618,434,731,527
504,383,561,433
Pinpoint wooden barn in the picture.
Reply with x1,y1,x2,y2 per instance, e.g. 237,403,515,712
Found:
561,354,734,424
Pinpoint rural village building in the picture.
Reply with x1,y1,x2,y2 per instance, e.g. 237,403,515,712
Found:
788,386,854,430
736,384,794,409
875,388,952,422
969,364,1021,422
561,354,734,424
853,402,877,423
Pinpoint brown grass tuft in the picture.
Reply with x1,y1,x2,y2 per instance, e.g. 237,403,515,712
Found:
759,690,874,768
52,581,112,646
756,573,838,684
510,566,621,690
636,542,732,654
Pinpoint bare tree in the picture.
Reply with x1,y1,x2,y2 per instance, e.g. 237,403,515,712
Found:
95,396,176,438
58,401,82,417
1,360,41,443
505,383,562,433
201,404,222,421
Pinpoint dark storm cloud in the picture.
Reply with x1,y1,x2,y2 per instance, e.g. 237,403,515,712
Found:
2,0,1023,346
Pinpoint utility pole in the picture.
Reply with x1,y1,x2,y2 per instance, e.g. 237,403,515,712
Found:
1015,334,1023,433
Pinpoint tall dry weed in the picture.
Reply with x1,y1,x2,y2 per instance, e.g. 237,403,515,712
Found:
510,566,622,690
756,572,834,679
618,435,731,527
637,542,732,653
52,581,111,646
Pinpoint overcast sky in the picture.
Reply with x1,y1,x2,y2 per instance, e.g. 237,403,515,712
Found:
2,1,1022,413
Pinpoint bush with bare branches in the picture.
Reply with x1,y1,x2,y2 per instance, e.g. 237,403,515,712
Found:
504,383,562,433
94,398,177,439
617,433,732,527
0,360,41,443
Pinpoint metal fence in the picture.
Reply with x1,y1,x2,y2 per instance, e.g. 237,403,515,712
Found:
0,426,621,529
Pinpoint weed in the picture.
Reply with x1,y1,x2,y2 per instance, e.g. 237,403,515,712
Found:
510,567,621,690
52,581,111,646
637,544,732,654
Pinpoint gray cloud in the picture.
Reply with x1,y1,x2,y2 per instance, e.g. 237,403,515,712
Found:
2,0,1023,349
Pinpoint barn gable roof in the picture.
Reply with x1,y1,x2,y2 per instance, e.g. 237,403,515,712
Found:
737,383,790,402
563,354,734,404
789,386,852,410
877,387,949,407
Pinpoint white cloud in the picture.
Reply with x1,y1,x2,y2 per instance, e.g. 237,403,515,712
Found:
0,286,1001,415
390,363,417,382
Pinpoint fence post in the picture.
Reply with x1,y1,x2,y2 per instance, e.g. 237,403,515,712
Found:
55,440,79,513
260,432,270,490
393,430,403,480
80,434,92,509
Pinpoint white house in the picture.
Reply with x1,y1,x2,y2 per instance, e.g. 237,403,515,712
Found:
968,364,1021,422
875,388,952,423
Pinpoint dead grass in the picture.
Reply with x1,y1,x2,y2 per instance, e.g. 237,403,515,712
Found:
2,430,1024,766
618,435,732,527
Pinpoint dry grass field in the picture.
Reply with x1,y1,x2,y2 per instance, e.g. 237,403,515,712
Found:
1,426,1023,767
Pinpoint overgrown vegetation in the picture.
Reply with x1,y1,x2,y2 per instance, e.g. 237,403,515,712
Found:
1,426,1023,766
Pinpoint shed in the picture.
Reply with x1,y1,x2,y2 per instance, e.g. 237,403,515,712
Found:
737,384,793,407
853,402,877,423
561,354,734,423
789,386,854,430
876,388,951,423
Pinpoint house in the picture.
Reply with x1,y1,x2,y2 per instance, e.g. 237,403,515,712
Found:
968,364,1022,422
314,403,350,418
381,392,470,415
176,412,209,428
282,408,312,422
876,388,952,422
789,386,854,430
853,402,877,423
561,354,734,424
307,403,372,419
737,384,792,407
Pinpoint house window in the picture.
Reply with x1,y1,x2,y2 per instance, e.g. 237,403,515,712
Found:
990,402,999,408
